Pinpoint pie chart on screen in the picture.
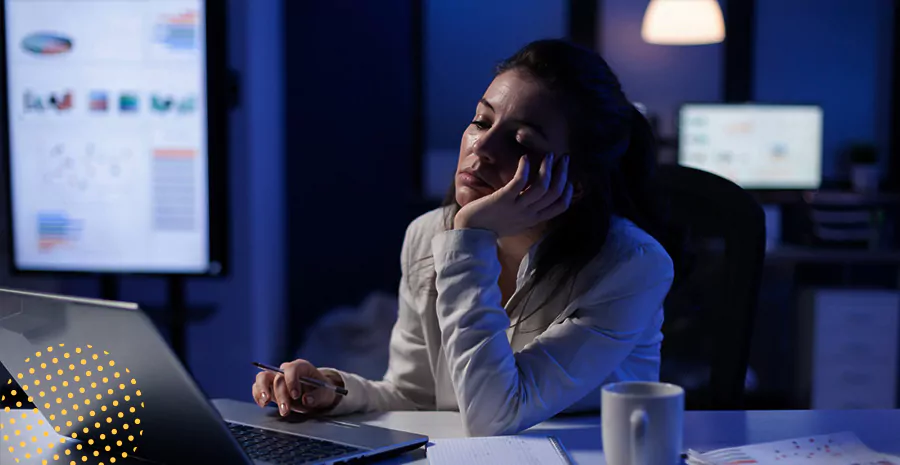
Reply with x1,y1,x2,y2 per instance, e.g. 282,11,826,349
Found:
21,32,73,55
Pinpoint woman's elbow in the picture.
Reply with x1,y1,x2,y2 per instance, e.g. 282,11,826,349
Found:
464,419,518,437
462,408,529,437
458,385,548,436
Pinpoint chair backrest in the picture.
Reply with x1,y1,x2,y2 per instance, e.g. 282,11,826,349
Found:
657,165,766,410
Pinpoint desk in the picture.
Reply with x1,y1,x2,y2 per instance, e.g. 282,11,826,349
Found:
336,409,900,464
4,406,899,464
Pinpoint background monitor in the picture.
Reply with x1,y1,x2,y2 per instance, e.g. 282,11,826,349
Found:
678,103,823,190
0,0,227,274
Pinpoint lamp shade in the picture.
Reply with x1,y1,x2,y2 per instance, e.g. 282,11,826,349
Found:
641,0,726,45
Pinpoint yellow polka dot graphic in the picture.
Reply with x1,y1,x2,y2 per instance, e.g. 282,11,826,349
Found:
1,344,144,464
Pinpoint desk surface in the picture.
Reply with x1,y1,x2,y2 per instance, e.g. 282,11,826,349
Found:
4,406,900,464
340,409,900,465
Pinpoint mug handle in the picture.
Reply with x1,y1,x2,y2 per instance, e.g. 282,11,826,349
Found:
630,408,649,465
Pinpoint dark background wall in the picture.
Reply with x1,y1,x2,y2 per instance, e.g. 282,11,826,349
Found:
282,1,418,354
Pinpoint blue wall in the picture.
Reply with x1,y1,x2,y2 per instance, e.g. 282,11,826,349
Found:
754,0,895,179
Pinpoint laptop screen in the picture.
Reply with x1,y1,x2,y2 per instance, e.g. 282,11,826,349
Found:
0,289,250,464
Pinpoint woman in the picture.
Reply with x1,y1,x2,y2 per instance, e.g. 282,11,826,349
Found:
252,39,674,437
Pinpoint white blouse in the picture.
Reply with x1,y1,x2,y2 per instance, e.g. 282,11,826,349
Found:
322,207,674,436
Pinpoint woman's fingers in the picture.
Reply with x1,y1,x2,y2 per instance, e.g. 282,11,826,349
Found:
281,360,335,411
537,181,574,222
252,371,275,408
517,152,554,206
272,373,293,417
499,155,530,199
299,385,330,410
282,360,320,403
281,361,307,401
530,154,568,211
253,359,336,416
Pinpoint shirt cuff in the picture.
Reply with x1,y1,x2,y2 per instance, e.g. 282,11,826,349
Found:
318,368,367,416
431,228,498,267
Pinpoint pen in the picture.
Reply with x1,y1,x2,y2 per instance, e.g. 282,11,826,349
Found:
252,362,348,396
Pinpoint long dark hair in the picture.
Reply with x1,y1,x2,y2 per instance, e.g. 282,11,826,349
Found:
438,39,672,322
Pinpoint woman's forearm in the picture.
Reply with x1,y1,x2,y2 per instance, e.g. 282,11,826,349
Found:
432,228,672,436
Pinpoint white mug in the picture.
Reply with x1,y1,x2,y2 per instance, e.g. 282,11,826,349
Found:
601,381,684,465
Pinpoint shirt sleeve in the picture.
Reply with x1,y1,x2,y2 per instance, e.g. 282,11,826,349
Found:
320,223,436,415
431,228,673,436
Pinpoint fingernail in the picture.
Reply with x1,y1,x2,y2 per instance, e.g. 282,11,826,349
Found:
280,402,287,415
291,389,299,399
303,395,315,407
548,152,554,163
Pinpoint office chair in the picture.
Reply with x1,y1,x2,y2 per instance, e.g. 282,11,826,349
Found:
656,165,766,410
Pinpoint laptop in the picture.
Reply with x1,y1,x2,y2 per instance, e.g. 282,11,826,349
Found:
0,288,428,464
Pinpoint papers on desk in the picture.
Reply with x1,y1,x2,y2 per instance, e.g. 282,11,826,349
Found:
427,436,574,465
686,432,900,465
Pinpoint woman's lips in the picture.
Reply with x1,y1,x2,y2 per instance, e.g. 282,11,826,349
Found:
458,172,492,191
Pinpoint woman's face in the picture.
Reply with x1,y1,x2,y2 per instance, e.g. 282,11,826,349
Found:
455,70,569,207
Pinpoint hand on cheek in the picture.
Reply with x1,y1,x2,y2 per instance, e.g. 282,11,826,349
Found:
454,152,574,237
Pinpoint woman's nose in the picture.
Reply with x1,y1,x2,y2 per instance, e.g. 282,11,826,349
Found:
472,130,507,164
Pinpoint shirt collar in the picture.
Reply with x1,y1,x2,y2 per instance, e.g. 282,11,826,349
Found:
516,233,548,284
513,215,624,284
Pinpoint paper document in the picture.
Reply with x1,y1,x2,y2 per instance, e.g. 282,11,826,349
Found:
686,432,900,465
427,436,574,465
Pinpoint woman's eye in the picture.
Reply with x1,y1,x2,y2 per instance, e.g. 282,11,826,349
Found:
470,120,490,130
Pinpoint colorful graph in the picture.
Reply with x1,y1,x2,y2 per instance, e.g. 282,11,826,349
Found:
151,94,197,114
24,90,73,111
20,32,73,55
152,148,198,231
37,212,83,252
687,432,900,465
153,148,197,159
154,10,198,50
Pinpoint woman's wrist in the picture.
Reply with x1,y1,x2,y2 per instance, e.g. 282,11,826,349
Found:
453,211,470,230
453,213,496,235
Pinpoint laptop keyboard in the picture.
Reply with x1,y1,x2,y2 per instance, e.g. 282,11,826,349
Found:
228,422,364,465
